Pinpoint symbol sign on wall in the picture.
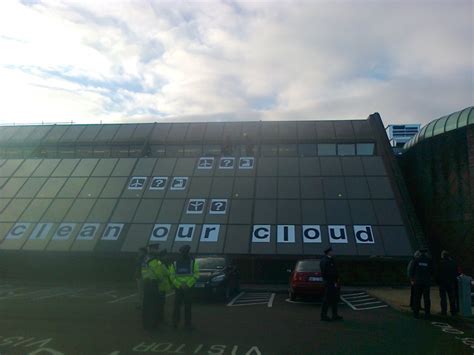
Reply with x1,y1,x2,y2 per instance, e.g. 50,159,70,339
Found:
209,199,227,214
197,157,214,169
150,177,168,190
219,157,235,169
186,199,206,214
353,225,375,244
239,157,254,169
302,225,322,243
5,223,31,240
101,224,124,241
128,177,147,190
170,177,188,190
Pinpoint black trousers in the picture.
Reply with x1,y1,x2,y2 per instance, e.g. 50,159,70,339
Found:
321,283,339,318
142,280,160,330
413,283,431,316
439,283,457,315
173,288,193,327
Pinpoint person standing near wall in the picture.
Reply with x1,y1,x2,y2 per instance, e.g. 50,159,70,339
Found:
169,245,200,331
437,250,459,316
407,250,421,310
320,247,343,322
409,248,433,319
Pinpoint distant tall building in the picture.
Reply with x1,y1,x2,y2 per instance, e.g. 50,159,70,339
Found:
386,124,420,154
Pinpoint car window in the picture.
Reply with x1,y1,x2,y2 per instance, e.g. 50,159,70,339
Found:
296,260,321,272
196,257,226,270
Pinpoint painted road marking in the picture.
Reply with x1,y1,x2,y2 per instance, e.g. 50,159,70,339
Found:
108,293,137,304
341,291,388,311
35,288,88,300
227,292,275,307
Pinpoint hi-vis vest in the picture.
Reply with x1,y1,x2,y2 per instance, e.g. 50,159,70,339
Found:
169,258,200,288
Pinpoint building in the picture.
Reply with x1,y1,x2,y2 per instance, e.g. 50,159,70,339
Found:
401,106,474,274
386,124,421,155
0,113,421,281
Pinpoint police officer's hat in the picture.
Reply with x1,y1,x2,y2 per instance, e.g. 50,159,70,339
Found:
179,245,191,254
324,247,333,254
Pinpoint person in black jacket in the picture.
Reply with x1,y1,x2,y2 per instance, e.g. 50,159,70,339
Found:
437,250,458,316
135,246,148,309
409,248,433,319
320,247,343,321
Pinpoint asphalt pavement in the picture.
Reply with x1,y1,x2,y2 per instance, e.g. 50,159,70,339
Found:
0,282,472,354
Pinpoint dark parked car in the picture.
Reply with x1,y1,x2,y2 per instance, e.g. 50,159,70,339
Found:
288,259,325,301
194,256,240,300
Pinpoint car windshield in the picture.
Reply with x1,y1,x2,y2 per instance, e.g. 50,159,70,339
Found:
196,257,226,270
296,260,321,272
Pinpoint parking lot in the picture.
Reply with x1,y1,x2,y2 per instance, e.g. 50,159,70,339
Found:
0,281,473,354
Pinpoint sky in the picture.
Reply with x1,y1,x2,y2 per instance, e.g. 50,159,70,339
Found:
0,0,472,126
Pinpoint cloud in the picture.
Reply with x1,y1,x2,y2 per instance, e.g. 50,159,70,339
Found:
0,0,471,126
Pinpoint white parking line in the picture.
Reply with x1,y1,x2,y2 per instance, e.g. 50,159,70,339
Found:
353,301,383,306
344,294,373,300
351,298,376,303
227,292,245,306
356,304,388,310
0,288,48,300
108,293,137,304
230,302,269,307
36,288,87,300
267,293,275,308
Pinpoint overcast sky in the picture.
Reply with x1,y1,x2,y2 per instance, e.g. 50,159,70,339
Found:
0,0,472,126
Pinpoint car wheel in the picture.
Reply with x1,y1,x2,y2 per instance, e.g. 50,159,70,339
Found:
290,291,296,301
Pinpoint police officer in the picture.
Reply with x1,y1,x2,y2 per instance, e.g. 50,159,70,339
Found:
409,248,433,319
141,243,162,330
156,249,172,322
437,250,458,316
169,245,200,331
320,247,343,321
407,250,421,310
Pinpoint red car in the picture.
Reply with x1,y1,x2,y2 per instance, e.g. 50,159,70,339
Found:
289,259,325,301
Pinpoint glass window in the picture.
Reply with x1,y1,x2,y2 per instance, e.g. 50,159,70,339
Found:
60,125,86,143
149,123,171,143
433,116,449,136
356,143,375,156
111,145,130,158
110,199,140,223
5,147,23,158
337,144,355,156
95,125,120,143
278,144,297,157
113,125,137,142
204,123,224,141
298,144,317,157
458,107,472,127
56,147,76,158
185,123,206,142
65,199,96,222
260,144,278,157
296,260,321,272
167,123,189,142
315,121,336,139
278,122,297,140
150,145,166,157
93,146,111,158
132,123,154,142
79,177,108,198
318,144,336,156
43,126,68,143
445,112,461,132
14,160,42,177
1,199,30,221
76,145,93,158
166,145,184,157
100,177,127,198
424,120,437,138
20,199,52,222
183,145,202,157
77,125,101,142
129,145,143,157
203,145,221,156
42,199,74,222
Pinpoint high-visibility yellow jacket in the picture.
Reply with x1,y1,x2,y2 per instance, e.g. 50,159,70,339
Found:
142,258,172,293
169,258,200,289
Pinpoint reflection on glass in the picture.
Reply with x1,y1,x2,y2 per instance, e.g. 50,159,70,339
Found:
298,144,317,157
318,144,336,156
356,143,375,156
184,145,202,157
337,144,355,156
278,144,297,157
203,145,221,156
261,144,278,157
